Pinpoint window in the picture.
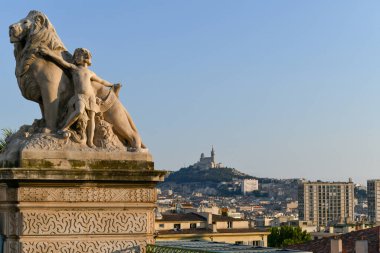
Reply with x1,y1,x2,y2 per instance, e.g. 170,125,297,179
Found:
159,224,164,228
235,241,243,245
227,221,233,228
190,223,196,229
253,241,264,246
173,224,181,230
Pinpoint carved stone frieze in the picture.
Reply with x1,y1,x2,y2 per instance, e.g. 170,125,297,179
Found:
0,211,20,236
8,212,18,235
18,187,155,202
21,239,150,253
6,240,19,253
22,210,151,235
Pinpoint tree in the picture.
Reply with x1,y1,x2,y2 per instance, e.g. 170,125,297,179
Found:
0,129,14,153
268,226,311,247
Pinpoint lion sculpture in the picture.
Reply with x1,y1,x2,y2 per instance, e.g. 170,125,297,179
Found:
9,10,144,150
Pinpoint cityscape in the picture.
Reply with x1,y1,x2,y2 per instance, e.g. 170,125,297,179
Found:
154,147,375,251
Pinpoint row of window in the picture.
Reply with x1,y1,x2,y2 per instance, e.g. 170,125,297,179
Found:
235,241,264,246
158,222,233,230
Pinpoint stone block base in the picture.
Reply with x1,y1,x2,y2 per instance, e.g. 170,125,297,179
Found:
5,237,152,253
0,166,165,253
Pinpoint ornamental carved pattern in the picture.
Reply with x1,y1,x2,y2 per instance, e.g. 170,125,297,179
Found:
18,187,155,202
0,211,19,236
22,211,150,235
21,239,150,253
6,240,19,253
8,212,18,235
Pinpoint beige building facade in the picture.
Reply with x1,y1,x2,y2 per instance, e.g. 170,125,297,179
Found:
155,212,269,246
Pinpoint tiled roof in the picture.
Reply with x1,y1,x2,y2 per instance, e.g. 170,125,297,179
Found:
158,228,212,235
158,228,269,235
286,226,380,253
217,228,270,234
212,214,244,222
159,213,207,222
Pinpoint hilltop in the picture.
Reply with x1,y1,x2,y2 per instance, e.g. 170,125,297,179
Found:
159,165,254,196
158,147,300,198
158,165,300,199
164,166,254,183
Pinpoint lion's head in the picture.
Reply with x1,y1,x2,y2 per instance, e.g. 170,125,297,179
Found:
9,10,70,79
9,10,66,55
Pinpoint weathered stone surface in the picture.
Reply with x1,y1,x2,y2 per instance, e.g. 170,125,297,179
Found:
0,168,164,182
17,187,156,202
22,210,152,235
0,125,153,169
0,169,163,253
9,10,145,150
3,10,166,253
0,154,164,253
7,238,152,253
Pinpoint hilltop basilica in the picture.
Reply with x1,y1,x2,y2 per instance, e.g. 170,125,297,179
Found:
193,146,223,170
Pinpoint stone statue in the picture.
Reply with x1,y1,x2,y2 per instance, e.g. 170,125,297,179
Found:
38,46,120,148
8,10,145,151
1,11,165,253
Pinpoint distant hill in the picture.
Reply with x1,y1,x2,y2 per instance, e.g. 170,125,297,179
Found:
159,165,300,198
164,166,254,184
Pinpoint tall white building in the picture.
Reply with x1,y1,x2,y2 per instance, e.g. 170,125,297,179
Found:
367,179,380,224
241,179,259,195
298,181,354,226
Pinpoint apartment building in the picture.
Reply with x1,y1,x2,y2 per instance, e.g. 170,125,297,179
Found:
298,180,354,226
367,179,380,224
241,179,259,195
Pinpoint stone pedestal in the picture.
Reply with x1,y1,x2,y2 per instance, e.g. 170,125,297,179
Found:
0,152,165,253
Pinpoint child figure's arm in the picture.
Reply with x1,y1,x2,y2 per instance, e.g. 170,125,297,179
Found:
91,74,114,87
39,47,75,70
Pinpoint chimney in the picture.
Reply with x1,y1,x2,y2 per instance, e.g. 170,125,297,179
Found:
355,240,368,253
330,239,342,253
212,223,217,233
197,212,212,225
207,213,212,226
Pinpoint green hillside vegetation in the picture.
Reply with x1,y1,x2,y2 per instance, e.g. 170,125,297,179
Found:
165,166,254,183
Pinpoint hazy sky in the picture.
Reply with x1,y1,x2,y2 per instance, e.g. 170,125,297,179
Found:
1,1,380,184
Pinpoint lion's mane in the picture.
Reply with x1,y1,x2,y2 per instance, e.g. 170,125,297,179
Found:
14,10,69,102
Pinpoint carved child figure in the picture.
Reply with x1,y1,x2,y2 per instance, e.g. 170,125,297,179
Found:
39,47,119,147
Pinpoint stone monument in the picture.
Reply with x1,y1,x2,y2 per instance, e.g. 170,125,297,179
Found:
0,10,166,253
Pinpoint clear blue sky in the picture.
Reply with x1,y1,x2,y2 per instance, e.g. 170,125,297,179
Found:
1,1,380,184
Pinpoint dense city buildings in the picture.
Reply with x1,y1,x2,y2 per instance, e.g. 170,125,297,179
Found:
241,179,259,195
157,148,371,252
298,180,355,227
367,179,380,224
